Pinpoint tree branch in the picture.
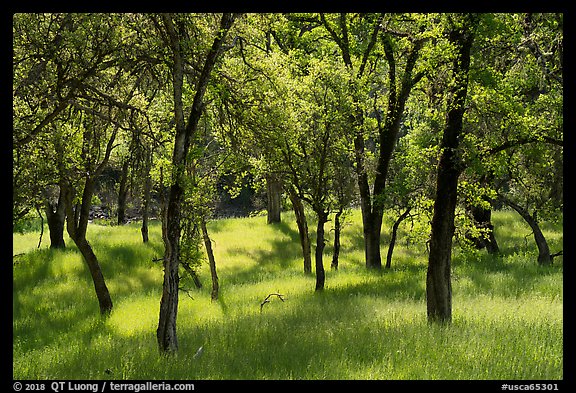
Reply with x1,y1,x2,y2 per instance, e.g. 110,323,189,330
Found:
320,13,351,67
260,293,285,312
358,13,384,78
484,135,563,156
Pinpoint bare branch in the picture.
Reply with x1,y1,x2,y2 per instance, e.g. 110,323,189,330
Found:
259,293,285,312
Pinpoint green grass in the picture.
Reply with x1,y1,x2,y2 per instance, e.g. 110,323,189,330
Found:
12,209,563,380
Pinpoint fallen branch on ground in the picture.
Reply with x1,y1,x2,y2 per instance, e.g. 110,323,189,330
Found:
260,293,285,312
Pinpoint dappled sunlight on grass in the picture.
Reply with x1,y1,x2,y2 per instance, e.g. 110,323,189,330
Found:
106,268,160,299
13,210,563,380
107,294,160,338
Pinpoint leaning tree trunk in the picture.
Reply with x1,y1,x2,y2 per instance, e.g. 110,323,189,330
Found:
63,178,113,316
288,188,312,274
200,218,219,301
386,207,411,269
181,259,203,289
427,13,477,324
503,199,552,266
75,237,114,315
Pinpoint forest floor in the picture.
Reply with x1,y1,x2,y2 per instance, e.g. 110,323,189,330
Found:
12,209,563,380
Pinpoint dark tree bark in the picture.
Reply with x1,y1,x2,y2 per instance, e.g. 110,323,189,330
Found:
59,109,119,317
156,13,237,354
502,198,553,266
331,208,343,270
350,32,424,270
427,14,477,324
36,206,44,249
117,159,129,225
288,187,312,274
45,206,66,249
181,259,203,289
314,210,329,291
158,181,182,353
63,177,113,316
141,154,152,243
44,184,66,249
466,203,500,254
385,207,411,269
361,34,425,270
464,174,499,254
320,13,382,270
201,218,219,301
266,173,282,224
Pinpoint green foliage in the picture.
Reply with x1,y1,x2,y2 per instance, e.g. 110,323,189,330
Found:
12,12,563,376
12,213,44,235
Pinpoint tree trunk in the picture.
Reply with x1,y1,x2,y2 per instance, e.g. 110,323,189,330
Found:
352,36,424,271
354,159,383,270
75,237,114,315
354,139,381,270
181,260,203,289
141,154,152,243
156,12,236,354
157,181,183,354
117,160,129,225
36,206,44,249
386,207,411,269
63,178,113,316
504,199,552,266
324,15,424,272
201,218,219,301
315,210,329,291
465,172,499,254
366,211,384,269
44,185,66,249
266,173,282,224
427,14,477,324
288,188,312,274
331,208,343,270
467,204,500,254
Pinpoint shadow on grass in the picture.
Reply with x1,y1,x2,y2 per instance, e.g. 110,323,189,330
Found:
13,273,104,353
13,248,54,292
452,248,562,299
13,243,162,356
98,242,161,270
215,220,306,286
13,211,563,379
171,272,429,379
329,266,427,301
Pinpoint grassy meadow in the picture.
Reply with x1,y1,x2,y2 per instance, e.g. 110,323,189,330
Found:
12,209,563,380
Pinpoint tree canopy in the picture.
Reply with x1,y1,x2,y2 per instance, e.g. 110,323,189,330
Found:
13,12,562,352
